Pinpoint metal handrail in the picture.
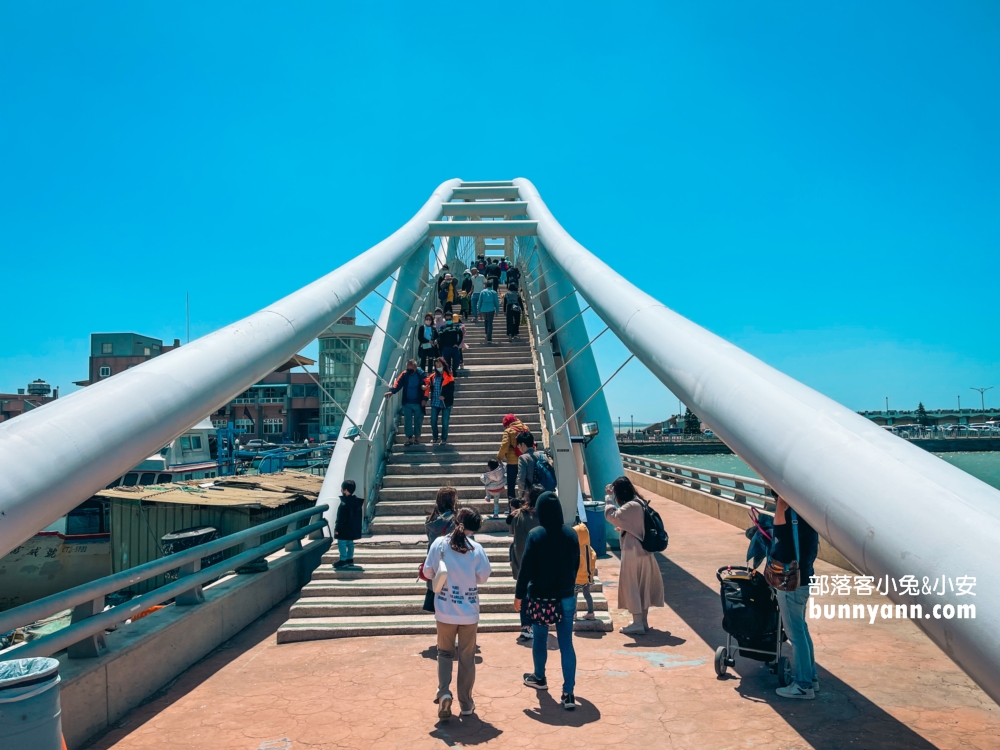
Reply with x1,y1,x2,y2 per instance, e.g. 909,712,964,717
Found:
621,454,774,508
0,504,328,650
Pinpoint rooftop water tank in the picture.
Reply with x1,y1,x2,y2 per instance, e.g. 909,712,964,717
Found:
26,379,51,396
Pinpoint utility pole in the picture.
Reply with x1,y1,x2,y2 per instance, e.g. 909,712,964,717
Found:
186,292,190,344
631,414,634,435
885,396,889,413
971,387,993,422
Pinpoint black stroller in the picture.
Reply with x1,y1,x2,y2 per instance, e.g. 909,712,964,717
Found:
713,509,791,685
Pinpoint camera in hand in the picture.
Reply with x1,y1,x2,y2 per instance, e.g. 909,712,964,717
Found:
510,498,522,510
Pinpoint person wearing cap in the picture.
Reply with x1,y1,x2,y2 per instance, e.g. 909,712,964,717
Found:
438,273,458,316
460,270,474,322
469,268,486,322
477,279,500,343
497,414,529,504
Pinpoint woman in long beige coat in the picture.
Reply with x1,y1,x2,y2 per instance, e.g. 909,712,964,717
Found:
604,476,665,634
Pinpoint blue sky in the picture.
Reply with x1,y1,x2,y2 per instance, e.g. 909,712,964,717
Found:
2,2,998,421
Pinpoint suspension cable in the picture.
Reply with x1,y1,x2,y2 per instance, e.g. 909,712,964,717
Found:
554,355,635,435
537,305,591,346
544,326,610,384
296,364,369,440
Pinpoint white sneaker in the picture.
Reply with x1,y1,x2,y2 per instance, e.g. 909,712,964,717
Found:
438,692,453,719
812,679,820,693
620,622,645,635
776,684,815,700
517,628,533,641
460,702,475,716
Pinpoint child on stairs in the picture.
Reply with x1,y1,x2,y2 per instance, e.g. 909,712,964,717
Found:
480,458,506,519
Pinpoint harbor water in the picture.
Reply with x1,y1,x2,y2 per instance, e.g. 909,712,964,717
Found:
659,452,1000,492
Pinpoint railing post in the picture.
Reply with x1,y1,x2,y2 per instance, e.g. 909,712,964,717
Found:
67,596,107,658
284,518,303,552
175,558,205,605
307,512,325,540
734,479,747,504
709,475,722,496
236,532,269,574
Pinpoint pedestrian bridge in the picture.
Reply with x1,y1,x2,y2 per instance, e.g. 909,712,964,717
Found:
1,179,998,748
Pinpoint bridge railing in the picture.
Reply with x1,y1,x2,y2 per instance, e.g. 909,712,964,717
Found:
359,281,440,530
0,504,328,661
621,453,775,510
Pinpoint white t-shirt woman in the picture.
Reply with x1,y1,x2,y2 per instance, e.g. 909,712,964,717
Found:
422,508,493,720
423,525,492,624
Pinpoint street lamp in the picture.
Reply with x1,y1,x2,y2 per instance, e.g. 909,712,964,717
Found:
971,387,993,423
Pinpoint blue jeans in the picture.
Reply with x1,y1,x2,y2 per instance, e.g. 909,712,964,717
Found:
471,292,481,317
441,345,460,375
337,539,354,561
777,587,816,689
431,405,451,442
401,402,423,438
531,596,577,694
482,311,495,341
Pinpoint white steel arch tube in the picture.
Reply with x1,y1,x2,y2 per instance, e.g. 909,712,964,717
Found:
514,177,1000,705
0,179,461,557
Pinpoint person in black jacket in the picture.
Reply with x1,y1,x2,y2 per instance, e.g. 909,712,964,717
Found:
383,359,426,445
333,479,364,568
502,283,524,340
514,492,580,710
417,313,438,371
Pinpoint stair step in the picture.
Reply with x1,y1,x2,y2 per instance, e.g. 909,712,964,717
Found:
387,451,502,465
323,548,511,564
288,593,609,617
277,611,613,642
385,462,493,476
369,514,509,534
383,473,482,487
375,499,508,516
299,577,521,597
377,486,489,502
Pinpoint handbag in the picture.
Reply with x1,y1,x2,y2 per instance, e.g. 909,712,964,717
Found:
763,510,801,592
526,597,563,626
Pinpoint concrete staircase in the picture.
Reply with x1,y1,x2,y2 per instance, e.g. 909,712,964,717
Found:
278,291,613,642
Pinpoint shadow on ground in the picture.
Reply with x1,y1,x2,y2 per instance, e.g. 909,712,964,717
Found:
654,553,937,750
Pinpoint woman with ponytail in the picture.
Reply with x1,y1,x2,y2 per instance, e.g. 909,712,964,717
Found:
422,507,492,720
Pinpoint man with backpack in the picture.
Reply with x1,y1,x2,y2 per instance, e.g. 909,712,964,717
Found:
497,414,529,505
515,432,557,501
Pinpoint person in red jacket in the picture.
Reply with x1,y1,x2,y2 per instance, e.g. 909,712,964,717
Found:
424,357,456,445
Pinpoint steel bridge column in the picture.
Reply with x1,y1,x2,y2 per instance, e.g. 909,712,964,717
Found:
514,176,1000,705
535,244,623,516
0,179,461,557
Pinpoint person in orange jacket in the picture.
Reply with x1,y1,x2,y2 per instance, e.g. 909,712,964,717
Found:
497,414,529,504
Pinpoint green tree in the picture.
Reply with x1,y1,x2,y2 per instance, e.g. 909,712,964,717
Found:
916,402,932,427
683,407,701,435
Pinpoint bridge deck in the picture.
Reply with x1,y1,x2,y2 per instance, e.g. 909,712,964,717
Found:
85,491,999,750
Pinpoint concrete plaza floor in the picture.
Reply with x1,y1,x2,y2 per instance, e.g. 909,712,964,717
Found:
86,491,1000,750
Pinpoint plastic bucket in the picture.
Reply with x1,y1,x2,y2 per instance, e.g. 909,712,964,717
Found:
583,501,607,556
0,657,63,749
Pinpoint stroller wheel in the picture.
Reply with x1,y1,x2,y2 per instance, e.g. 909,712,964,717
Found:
714,646,729,677
776,656,792,687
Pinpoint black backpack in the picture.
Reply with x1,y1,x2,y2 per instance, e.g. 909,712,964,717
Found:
639,500,669,553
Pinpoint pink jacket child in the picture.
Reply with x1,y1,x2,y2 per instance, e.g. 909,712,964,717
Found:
481,459,506,518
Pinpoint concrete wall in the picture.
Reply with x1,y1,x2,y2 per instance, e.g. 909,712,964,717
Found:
626,469,855,572
57,536,329,749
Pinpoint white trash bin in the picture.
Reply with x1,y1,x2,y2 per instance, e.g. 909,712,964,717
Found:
0,657,63,749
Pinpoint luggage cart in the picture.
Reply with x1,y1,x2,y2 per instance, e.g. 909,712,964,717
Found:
713,565,792,686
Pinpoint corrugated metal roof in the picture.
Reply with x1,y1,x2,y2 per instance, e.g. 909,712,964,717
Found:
95,470,323,509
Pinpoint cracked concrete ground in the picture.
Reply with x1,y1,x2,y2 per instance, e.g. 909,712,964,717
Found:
85,491,1000,750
